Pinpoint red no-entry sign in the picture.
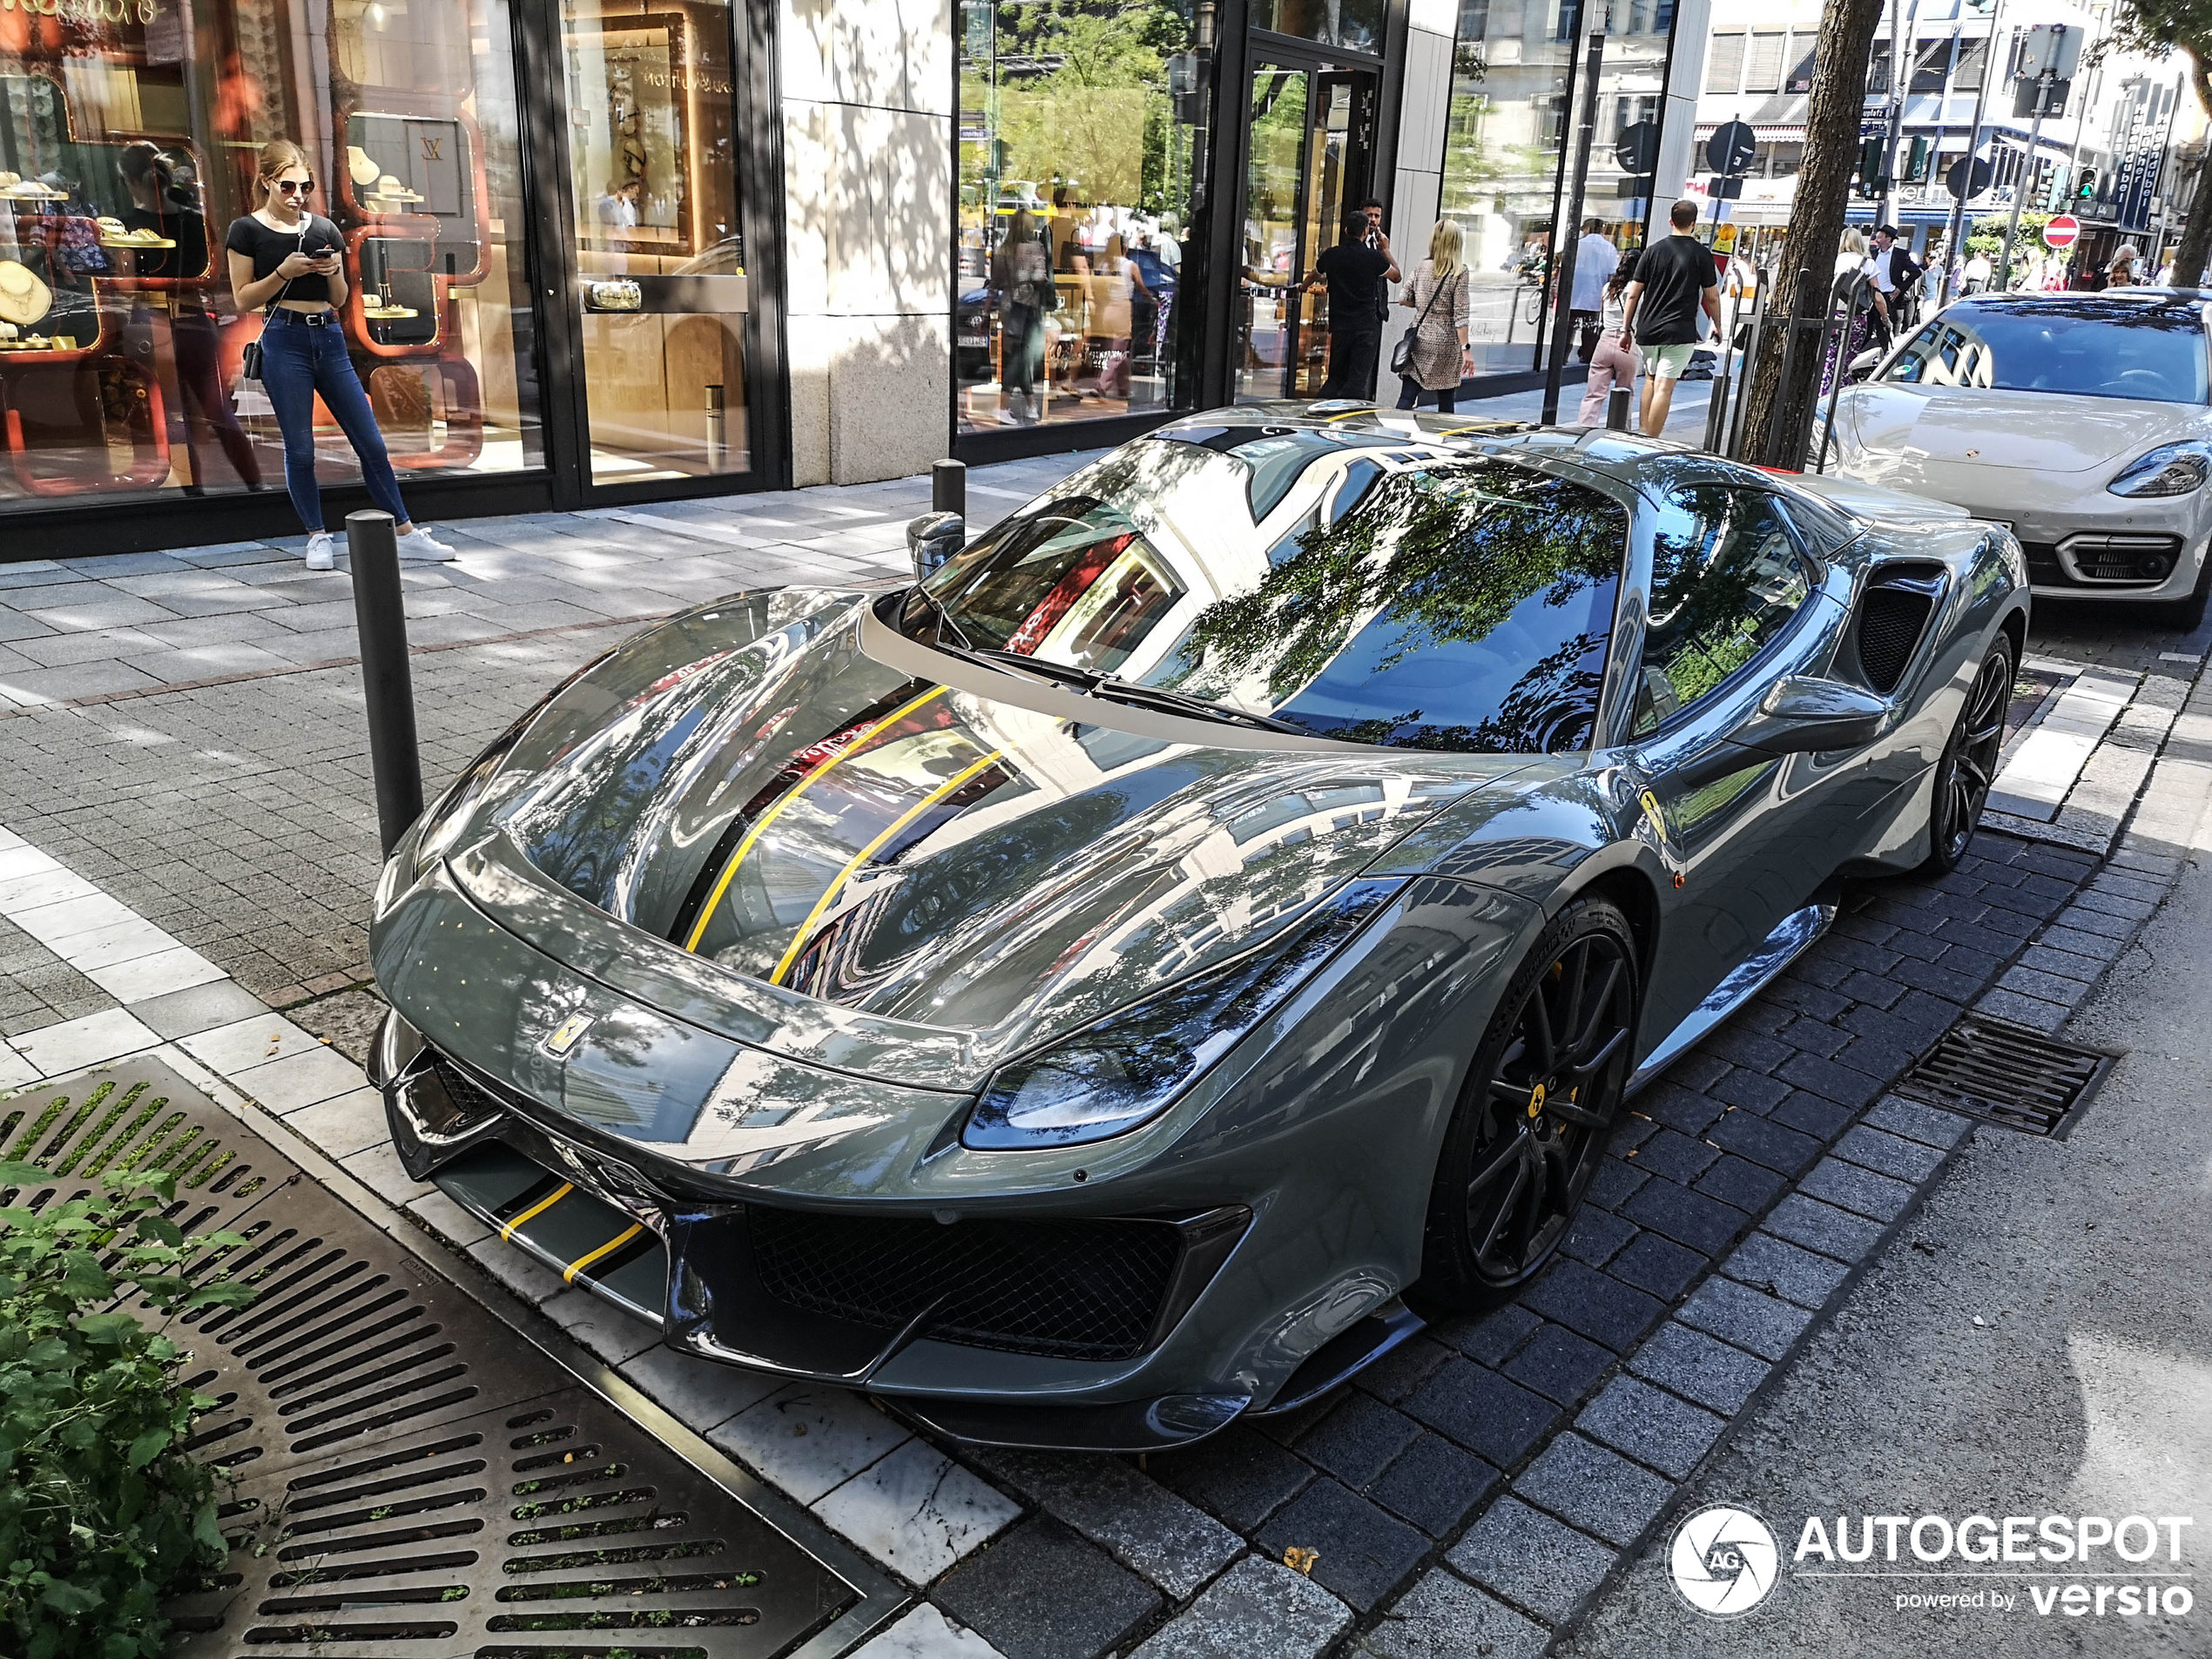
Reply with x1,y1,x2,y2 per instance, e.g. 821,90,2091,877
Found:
2044,215,2080,249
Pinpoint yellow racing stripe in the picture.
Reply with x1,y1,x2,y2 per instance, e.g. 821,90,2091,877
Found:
499,1182,573,1242
683,685,948,952
768,748,1006,985
563,1222,645,1284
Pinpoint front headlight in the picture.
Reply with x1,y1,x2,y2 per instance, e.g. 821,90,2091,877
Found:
2108,442,2212,498
962,878,1404,1150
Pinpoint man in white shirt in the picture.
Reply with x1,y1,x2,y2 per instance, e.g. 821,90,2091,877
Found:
1569,218,1619,362
1963,252,1993,293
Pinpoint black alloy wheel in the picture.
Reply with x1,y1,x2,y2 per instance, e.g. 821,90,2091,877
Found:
1919,637,2013,875
1421,897,1640,1308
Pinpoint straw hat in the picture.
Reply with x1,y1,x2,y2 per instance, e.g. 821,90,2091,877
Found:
0,260,52,328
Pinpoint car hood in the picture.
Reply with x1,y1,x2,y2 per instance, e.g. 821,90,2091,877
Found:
1838,385,2203,485
436,590,1530,1081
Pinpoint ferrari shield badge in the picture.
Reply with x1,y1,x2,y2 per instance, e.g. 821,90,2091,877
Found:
543,1013,594,1057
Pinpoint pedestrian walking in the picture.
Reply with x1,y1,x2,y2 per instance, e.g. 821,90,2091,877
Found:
1576,260,1638,427
990,207,1049,425
1963,251,1993,293
1822,228,1885,395
1569,216,1618,362
1867,226,1921,337
1305,212,1399,401
1617,199,1717,437
1392,219,1473,413
224,139,455,571
2108,244,2142,287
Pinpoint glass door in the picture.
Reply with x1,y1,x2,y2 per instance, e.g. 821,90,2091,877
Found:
558,0,752,485
1234,57,1378,402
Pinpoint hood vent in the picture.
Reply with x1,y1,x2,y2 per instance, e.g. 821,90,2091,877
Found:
1855,565,1944,694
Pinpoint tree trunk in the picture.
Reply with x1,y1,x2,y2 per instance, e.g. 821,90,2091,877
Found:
2170,53,2212,288
1742,0,1889,468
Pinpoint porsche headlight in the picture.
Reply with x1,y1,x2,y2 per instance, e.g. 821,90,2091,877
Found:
2107,442,2212,498
962,879,1403,1150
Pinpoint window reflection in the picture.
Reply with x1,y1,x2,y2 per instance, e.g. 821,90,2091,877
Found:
0,0,539,509
1635,486,1811,732
911,444,1629,754
1881,299,2211,404
956,0,1205,435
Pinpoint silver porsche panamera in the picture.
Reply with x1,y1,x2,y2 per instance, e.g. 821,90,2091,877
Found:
366,408,2027,1452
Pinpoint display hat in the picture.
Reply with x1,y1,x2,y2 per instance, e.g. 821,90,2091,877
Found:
0,260,52,328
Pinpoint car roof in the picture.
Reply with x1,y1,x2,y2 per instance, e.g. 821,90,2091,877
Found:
1954,288,2212,313
1148,403,1730,498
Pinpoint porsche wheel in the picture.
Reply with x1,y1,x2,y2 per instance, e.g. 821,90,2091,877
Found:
1420,897,1639,1308
1919,637,2013,876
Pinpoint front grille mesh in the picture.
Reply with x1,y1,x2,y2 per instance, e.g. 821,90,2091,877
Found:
1856,585,1934,693
749,1208,1182,1361
428,1052,508,1120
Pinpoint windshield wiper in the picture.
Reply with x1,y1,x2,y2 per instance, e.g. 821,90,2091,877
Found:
961,646,1311,737
1084,678,1312,736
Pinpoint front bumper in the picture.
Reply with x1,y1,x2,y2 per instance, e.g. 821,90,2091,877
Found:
1899,466,2209,602
375,1010,1294,1450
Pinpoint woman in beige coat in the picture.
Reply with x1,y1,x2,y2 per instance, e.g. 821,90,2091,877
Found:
1393,219,1473,412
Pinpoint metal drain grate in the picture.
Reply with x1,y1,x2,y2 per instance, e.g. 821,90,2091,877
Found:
1892,1016,2118,1137
0,1059,887,1659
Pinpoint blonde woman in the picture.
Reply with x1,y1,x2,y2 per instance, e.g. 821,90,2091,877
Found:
1393,219,1473,412
224,139,455,571
1821,226,1885,393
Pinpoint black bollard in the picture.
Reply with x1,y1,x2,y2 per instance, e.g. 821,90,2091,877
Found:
933,458,967,519
347,509,424,858
1607,387,1631,431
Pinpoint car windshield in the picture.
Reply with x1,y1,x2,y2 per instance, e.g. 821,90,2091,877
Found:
1879,298,2211,404
899,450,1629,753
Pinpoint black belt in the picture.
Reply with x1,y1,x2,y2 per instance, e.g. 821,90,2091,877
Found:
268,308,335,327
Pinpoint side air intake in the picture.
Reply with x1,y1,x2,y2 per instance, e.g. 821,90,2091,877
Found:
1855,566,1944,694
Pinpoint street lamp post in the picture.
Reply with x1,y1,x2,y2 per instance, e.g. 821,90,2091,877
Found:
1937,0,2003,307
2000,24,2079,288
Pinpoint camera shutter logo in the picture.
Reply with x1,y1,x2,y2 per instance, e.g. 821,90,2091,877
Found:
1670,1504,1781,1618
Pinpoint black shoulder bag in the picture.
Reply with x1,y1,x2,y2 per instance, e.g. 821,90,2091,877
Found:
238,220,307,382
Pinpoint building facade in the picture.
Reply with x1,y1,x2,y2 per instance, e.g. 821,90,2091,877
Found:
1685,0,2200,273
0,0,1701,557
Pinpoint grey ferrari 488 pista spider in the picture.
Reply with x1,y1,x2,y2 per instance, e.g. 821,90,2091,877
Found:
368,408,2027,1451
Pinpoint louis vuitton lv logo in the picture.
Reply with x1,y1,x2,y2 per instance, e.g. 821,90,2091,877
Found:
420,135,444,160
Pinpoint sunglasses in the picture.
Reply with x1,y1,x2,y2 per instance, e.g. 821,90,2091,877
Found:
275,179,315,196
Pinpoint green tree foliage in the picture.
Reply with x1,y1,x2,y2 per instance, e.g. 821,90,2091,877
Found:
967,2,1190,212
1177,462,1625,751
0,1163,254,1659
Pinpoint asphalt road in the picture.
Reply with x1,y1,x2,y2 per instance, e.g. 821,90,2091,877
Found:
1566,806,2212,1655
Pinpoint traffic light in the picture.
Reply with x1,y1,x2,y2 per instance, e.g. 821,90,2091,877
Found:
1856,137,1891,198
1905,136,1932,183
2078,168,2098,199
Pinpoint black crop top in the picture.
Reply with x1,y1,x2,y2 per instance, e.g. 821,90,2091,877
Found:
223,212,343,302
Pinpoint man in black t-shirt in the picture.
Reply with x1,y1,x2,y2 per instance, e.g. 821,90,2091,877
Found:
1618,199,1719,436
1305,213,1399,401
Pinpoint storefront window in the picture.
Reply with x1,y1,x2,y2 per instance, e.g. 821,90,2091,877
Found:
1251,0,1385,53
1439,0,1672,378
0,0,538,512
561,0,750,483
954,0,1208,436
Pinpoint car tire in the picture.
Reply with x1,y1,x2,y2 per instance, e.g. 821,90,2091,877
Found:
1917,635,2015,877
1418,895,1640,1312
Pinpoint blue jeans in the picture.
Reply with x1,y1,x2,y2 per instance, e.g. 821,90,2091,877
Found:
259,309,410,532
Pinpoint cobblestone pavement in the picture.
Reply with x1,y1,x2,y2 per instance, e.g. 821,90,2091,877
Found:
2,445,2209,1658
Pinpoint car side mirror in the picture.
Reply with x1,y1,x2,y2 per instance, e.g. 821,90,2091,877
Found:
1737,676,1889,755
1846,347,1882,383
907,511,964,583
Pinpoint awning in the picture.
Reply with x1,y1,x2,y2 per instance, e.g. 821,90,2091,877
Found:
1693,124,1808,140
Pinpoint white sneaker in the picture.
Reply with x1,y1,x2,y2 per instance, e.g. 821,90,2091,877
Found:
398,525,458,562
304,531,337,571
